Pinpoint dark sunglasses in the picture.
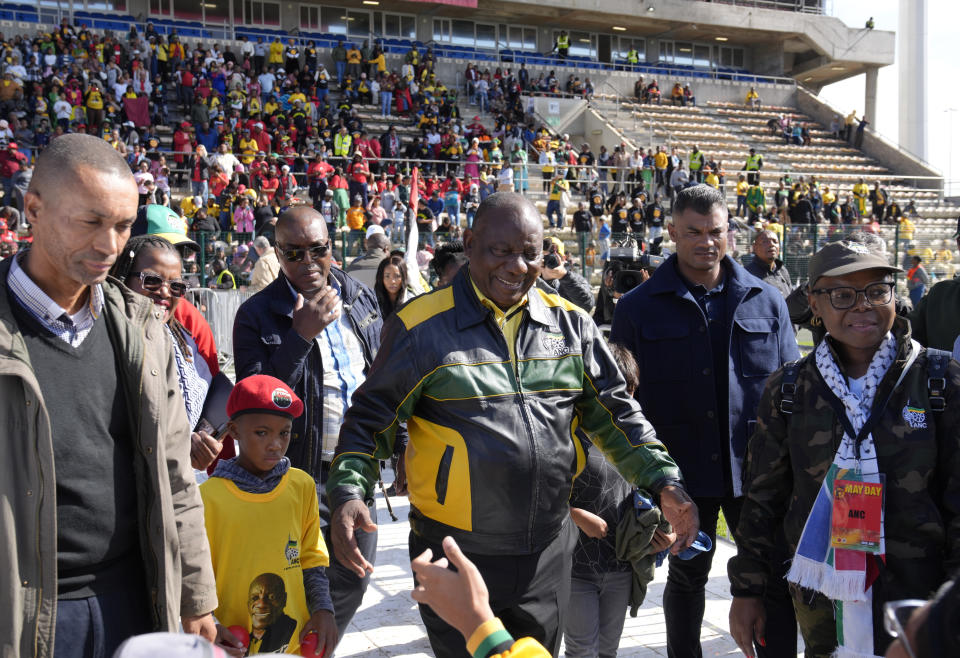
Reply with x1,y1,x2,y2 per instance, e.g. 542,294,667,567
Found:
277,242,331,263
131,271,188,297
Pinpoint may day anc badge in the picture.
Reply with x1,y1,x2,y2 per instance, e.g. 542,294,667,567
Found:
830,468,884,553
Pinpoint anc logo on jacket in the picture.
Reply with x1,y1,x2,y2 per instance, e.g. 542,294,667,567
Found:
542,332,570,357
902,404,927,429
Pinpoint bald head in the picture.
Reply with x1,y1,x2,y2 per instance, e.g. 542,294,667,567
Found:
29,133,134,202
472,192,543,241
465,192,543,311
275,205,332,294
277,205,329,242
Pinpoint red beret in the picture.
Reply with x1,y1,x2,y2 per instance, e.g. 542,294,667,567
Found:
227,375,303,420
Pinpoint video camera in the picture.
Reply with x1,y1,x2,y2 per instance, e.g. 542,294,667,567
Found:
609,239,664,295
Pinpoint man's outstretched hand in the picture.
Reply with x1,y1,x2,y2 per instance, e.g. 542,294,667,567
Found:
331,499,377,578
658,485,699,554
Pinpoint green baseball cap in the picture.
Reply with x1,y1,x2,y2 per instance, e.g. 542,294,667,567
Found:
807,240,901,288
132,204,200,252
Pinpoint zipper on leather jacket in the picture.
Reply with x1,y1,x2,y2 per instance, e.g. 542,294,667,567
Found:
490,315,539,552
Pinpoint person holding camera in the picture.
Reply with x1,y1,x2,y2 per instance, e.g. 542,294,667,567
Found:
540,238,595,313
610,185,800,658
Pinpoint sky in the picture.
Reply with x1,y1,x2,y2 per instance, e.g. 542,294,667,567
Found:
819,0,960,195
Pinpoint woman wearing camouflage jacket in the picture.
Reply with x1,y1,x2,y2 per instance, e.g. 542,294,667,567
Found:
728,241,960,658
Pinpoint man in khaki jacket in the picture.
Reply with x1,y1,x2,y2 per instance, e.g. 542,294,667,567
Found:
0,133,217,657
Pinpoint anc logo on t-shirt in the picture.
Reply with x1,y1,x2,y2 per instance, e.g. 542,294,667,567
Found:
284,536,300,567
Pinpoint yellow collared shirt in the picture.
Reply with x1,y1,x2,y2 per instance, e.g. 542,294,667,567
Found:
471,277,527,366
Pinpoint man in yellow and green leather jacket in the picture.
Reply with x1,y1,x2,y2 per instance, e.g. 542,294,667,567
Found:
328,192,699,657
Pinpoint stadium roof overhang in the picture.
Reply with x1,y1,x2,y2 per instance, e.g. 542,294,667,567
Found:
355,0,894,87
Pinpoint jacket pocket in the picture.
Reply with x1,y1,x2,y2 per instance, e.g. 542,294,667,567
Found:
435,445,454,505
639,322,691,380
406,416,473,531
735,317,779,378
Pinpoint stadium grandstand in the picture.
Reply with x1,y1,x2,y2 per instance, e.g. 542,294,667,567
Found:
0,0,951,293
0,2,955,656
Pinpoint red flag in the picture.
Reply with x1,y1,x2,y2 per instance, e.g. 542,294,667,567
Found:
405,167,423,293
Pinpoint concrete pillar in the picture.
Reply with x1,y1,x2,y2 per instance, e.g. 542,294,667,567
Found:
898,0,928,161
864,66,878,127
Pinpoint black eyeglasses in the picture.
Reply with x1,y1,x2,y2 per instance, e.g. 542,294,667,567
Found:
131,271,188,297
277,242,331,263
812,281,894,310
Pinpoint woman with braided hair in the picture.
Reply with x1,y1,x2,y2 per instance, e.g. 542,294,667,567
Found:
110,234,222,475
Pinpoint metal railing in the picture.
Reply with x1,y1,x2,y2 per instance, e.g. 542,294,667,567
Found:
157,153,947,199
187,231,254,287
185,287,254,365
695,0,825,13
575,219,957,300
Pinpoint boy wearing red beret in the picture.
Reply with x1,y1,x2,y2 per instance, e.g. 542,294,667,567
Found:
202,375,337,656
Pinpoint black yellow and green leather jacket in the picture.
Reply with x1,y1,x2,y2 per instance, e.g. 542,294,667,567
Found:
327,267,683,555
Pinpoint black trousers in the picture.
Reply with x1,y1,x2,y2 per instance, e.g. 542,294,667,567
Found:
54,579,152,658
409,522,577,658
319,463,378,639
663,496,796,658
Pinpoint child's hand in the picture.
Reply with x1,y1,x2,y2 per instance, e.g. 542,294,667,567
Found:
570,507,608,539
299,609,337,657
214,624,248,658
650,527,677,552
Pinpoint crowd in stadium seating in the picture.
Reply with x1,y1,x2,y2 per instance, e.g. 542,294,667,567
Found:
0,17,941,295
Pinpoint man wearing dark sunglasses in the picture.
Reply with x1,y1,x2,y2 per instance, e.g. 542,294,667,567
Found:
233,205,389,643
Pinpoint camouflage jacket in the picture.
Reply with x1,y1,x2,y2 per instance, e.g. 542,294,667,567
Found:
729,318,960,606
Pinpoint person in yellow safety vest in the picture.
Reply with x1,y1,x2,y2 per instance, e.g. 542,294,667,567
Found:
688,145,705,183
852,177,869,217
745,87,760,109
626,48,639,66
743,147,763,185
555,31,569,58
333,126,353,163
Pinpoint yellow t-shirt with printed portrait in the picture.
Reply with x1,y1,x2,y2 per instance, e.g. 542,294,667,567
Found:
201,469,329,656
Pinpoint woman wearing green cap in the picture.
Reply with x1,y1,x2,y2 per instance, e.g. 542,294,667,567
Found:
729,240,960,658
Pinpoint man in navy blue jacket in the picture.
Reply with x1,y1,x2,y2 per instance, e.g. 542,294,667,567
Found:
232,206,386,640
611,185,800,658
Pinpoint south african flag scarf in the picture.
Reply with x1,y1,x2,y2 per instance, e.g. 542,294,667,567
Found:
786,333,916,658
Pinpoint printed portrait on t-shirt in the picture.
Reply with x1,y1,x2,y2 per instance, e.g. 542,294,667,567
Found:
246,572,297,655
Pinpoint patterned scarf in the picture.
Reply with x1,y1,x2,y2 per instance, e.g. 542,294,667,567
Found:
786,332,899,658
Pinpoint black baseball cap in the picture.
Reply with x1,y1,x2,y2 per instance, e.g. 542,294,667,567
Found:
807,240,901,287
